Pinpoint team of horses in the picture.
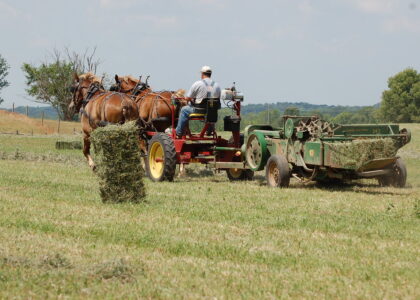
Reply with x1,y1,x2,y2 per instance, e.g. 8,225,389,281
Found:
68,72,185,169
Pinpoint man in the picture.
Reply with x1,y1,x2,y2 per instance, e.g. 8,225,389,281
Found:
176,66,221,137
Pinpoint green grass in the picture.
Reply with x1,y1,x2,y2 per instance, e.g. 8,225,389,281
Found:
0,125,419,299
0,134,84,163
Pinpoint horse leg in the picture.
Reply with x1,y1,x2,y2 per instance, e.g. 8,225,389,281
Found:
139,138,147,171
178,163,186,178
83,134,96,170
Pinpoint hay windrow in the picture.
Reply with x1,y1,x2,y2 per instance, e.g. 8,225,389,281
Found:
55,137,83,150
325,138,398,169
91,121,145,203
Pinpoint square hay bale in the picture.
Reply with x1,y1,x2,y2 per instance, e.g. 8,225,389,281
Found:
325,138,398,169
90,121,145,203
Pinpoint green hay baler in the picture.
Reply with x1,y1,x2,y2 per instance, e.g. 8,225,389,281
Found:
243,116,411,188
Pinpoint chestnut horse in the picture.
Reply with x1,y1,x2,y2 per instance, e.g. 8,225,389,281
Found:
68,72,139,169
113,74,185,132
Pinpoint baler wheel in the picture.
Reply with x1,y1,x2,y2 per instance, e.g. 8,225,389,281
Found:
377,158,407,188
266,154,290,188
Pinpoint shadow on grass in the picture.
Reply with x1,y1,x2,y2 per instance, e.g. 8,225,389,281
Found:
253,175,408,196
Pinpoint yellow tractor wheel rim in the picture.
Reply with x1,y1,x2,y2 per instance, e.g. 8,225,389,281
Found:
228,168,243,179
149,142,164,179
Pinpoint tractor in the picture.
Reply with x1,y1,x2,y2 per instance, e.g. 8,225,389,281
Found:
143,84,253,181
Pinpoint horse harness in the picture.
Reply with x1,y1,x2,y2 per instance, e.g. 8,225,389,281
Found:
79,83,129,127
135,91,173,129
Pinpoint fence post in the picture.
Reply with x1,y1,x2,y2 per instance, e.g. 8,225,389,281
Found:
26,105,29,116
57,118,61,134
12,103,14,112
41,111,44,125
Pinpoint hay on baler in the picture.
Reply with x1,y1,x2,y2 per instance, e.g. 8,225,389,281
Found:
90,121,145,203
325,138,398,169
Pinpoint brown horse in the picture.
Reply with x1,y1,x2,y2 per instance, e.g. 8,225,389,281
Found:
68,72,139,169
113,74,185,132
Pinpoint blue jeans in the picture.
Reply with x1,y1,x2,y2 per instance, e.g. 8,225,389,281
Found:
176,105,195,136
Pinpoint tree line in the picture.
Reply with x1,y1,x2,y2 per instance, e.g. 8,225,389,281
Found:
0,49,419,124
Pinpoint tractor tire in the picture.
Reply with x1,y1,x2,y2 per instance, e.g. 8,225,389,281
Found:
226,134,254,181
266,154,290,188
226,168,254,181
377,158,407,188
146,133,176,182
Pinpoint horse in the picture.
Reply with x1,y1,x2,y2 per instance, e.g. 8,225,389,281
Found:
68,72,139,169
113,74,185,132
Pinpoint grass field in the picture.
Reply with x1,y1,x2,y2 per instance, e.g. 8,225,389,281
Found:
0,124,419,299
0,110,80,135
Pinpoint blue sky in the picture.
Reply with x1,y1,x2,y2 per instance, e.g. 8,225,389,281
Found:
0,0,419,107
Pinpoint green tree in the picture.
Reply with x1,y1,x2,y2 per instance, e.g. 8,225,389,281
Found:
284,106,300,116
22,61,74,120
22,48,101,120
0,54,10,105
380,68,420,123
332,111,353,124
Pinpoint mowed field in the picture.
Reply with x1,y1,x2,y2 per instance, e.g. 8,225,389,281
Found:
0,121,419,299
0,110,81,135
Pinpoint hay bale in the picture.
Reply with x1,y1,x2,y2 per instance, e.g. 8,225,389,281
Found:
90,121,145,203
325,138,398,169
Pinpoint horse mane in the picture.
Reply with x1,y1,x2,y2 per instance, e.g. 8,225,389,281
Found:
121,75,139,84
79,72,101,83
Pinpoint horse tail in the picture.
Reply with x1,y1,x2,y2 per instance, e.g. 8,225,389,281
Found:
120,93,139,123
122,104,131,122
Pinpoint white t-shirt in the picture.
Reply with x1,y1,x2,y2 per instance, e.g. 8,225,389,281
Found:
186,77,221,104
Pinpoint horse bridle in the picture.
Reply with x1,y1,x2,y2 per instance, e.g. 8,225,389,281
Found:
71,82,103,109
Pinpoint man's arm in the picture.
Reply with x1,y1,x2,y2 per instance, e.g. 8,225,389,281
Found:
184,81,200,102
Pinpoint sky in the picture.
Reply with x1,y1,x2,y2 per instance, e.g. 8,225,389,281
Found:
0,0,419,108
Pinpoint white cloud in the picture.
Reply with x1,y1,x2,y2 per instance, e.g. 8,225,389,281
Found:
0,1,20,18
124,15,179,29
298,1,317,16
318,36,358,54
384,16,420,33
239,38,266,51
346,0,397,14
176,0,226,9
99,0,138,9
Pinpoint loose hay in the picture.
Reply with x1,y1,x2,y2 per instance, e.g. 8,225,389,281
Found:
325,138,398,169
91,121,145,203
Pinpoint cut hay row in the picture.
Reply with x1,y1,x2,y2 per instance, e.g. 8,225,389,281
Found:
55,140,83,150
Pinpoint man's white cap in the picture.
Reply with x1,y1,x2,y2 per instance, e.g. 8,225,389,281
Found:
201,66,212,73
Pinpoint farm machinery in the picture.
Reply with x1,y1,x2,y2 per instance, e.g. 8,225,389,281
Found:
144,84,253,182
142,84,411,187
243,116,411,187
